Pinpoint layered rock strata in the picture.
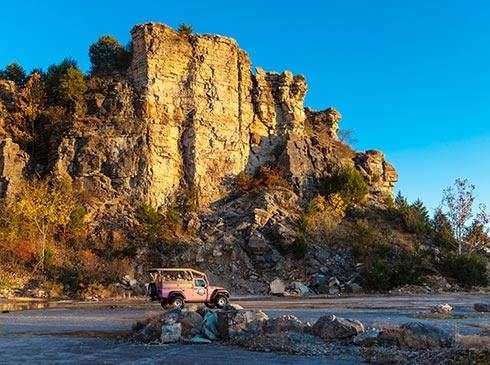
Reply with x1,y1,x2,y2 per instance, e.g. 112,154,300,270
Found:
0,22,397,207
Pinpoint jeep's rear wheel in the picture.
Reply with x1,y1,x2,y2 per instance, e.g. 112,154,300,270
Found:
214,294,228,308
169,296,185,308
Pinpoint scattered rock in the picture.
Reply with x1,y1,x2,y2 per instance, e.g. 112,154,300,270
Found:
346,282,362,293
270,278,286,296
312,314,365,340
395,322,452,350
162,307,181,324
263,315,306,335
310,274,328,287
474,303,490,312
291,282,310,295
431,303,452,314
353,329,380,347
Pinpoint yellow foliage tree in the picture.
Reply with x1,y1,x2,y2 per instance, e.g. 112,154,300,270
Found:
13,178,75,270
306,193,346,237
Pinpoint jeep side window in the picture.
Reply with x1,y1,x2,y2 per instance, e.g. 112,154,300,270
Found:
195,279,206,287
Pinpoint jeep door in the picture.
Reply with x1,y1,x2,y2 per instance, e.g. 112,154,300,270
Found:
189,278,208,302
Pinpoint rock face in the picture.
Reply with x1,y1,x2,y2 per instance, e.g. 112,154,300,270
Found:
0,138,27,199
126,22,396,207
128,22,313,206
0,22,397,208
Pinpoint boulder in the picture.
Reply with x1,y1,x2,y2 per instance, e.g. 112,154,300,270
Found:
162,307,181,324
161,323,182,343
263,315,306,335
312,314,364,340
353,329,380,347
291,282,310,295
474,303,490,312
247,231,270,255
310,274,328,287
396,322,452,350
202,309,219,341
217,309,269,340
178,310,203,339
270,278,286,295
431,303,452,314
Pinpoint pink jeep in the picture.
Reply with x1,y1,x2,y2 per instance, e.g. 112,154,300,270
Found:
147,268,230,309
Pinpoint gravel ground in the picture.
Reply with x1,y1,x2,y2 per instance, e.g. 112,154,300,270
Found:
1,294,490,364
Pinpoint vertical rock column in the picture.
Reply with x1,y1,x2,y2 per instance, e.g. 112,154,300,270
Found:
130,23,193,206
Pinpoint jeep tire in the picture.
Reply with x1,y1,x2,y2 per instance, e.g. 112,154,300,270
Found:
214,294,228,308
169,296,185,308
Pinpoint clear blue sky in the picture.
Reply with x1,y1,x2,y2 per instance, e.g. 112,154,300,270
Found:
2,0,489,214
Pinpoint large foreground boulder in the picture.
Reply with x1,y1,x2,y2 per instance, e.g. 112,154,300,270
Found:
217,309,269,340
312,314,365,340
382,322,452,350
161,323,182,343
263,315,307,335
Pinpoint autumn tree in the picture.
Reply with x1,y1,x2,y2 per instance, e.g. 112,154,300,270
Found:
4,72,46,148
338,128,358,145
13,178,76,270
442,178,489,254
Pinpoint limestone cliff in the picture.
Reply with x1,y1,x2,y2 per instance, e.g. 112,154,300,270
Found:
0,22,403,296
127,22,396,207
0,22,397,209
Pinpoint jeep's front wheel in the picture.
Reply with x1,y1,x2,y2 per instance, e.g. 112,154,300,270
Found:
169,296,185,309
214,294,228,308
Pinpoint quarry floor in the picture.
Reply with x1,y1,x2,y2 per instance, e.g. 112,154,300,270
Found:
1,293,490,364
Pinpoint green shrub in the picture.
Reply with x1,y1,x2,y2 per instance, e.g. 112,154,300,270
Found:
43,57,78,105
69,204,86,230
165,205,180,227
135,203,162,241
432,208,457,253
89,35,132,77
0,62,27,87
440,253,489,289
178,23,193,37
59,66,87,105
364,259,391,292
395,195,431,234
391,252,424,287
292,233,308,258
324,165,368,207
185,187,198,213
296,212,309,232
